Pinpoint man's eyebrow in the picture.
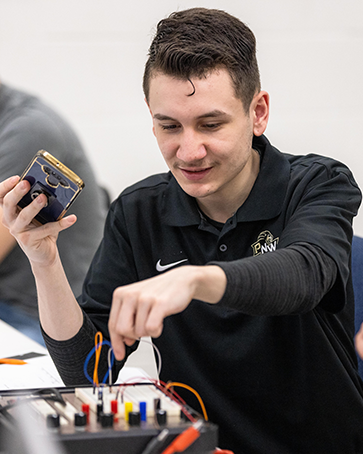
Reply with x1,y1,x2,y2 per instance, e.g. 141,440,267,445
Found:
153,110,229,121
153,113,177,121
198,110,229,119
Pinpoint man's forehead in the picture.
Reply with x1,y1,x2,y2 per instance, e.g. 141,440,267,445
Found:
149,68,235,90
147,73,247,122
148,69,241,109
153,109,231,121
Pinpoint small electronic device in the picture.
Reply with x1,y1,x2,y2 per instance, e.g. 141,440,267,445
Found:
17,150,84,225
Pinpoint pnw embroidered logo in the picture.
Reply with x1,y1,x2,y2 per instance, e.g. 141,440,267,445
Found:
251,230,279,256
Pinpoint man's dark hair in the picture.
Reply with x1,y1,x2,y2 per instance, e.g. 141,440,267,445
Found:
143,7,261,112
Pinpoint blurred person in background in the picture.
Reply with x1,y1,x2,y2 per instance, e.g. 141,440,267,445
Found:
0,81,107,344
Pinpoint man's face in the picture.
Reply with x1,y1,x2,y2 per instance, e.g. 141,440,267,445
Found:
147,69,267,219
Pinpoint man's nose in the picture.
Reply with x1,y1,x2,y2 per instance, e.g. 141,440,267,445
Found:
176,130,207,162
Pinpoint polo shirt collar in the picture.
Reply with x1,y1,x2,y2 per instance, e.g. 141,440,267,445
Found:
235,135,290,222
162,135,290,226
162,176,201,226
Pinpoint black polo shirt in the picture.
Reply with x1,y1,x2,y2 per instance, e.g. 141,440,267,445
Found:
76,135,363,453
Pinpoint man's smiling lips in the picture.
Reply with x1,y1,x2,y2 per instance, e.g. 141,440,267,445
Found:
179,167,212,181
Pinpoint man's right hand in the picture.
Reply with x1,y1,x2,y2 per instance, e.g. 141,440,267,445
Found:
0,174,84,341
0,175,76,268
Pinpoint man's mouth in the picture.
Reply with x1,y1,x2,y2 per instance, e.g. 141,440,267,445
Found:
179,167,212,181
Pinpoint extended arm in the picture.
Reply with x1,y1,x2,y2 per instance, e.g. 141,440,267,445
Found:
43,240,336,385
108,241,336,359
215,242,337,315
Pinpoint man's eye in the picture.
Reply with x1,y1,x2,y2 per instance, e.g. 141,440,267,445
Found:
161,124,179,131
203,123,221,129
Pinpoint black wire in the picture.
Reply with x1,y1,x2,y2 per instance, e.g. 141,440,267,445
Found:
140,428,170,454
0,388,66,415
35,388,66,405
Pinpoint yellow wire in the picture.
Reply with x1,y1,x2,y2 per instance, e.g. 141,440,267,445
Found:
93,331,103,386
165,381,208,421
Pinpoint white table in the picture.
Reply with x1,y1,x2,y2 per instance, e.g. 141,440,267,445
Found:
0,320,150,391
0,319,48,358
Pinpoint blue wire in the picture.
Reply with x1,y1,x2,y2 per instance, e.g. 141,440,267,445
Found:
83,340,115,384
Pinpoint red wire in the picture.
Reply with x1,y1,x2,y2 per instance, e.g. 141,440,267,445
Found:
161,425,200,454
213,451,234,454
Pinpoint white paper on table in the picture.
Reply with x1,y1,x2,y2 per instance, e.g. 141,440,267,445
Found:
0,355,64,390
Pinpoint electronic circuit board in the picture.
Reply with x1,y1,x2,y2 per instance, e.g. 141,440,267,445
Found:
0,384,218,454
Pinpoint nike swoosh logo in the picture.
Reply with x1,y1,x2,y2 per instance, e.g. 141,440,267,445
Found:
156,258,188,272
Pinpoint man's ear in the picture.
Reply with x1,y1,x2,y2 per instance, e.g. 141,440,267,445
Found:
145,97,156,137
251,91,269,137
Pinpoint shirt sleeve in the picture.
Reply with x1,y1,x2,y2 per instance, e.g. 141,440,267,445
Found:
275,158,361,311
42,312,136,386
213,242,338,315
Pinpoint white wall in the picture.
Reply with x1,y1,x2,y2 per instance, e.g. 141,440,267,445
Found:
1,0,363,234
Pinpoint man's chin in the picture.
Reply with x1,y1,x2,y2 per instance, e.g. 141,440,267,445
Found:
177,181,214,200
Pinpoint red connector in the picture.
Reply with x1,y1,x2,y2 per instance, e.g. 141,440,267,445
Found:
161,420,203,454
213,450,234,454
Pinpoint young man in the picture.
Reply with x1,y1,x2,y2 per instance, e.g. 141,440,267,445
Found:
1,8,363,453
